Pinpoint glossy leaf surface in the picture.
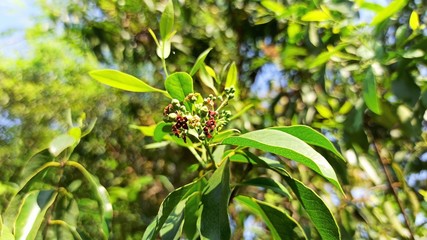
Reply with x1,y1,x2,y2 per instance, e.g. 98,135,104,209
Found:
301,9,332,21
160,0,174,40
14,190,57,240
142,180,201,240
235,195,306,240
371,0,408,25
225,62,239,98
271,126,345,161
67,161,113,239
200,160,231,240
223,129,342,191
165,72,194,101
282,175,341,240
89,69,168,95
241,177,291,198
49,134,76,157
409,11,419,30
363,68,382,114
190,48,212,76
232,153,341,240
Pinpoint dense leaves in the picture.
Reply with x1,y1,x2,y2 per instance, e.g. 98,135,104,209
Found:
1,0,427,239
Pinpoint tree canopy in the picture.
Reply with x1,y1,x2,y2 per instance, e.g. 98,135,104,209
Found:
1,0,426,239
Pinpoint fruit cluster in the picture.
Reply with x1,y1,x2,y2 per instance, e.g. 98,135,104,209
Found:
163,88,234,142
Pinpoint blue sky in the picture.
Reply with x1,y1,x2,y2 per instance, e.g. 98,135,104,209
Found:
0,0,40,56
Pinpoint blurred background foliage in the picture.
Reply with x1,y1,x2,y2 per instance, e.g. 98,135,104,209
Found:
1,0,426,239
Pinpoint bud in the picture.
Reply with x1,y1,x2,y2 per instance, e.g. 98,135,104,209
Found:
185,93,199,103
222,110,232,118
168,113,178,121
171,99,180,106
200,106,209,115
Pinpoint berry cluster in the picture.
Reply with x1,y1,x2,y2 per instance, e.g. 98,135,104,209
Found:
203,110,217,139
163,88,234,142
172,115,188,141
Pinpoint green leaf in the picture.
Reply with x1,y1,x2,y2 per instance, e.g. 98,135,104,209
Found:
66,161,112,239
14,190,58,240
159,200,186,240
52,220,83,240
0,215,15,240
19,149,58,186
223,129,342,191
241,177,291,198
130,124,156,136
383,201,412,238
261,0,286,16
19,161,61,193
363,68,382,114
154,122,172,142
81,118,97,138
395,25,409,47
402,49,424,58
225,62,239,98
165,72,194,101
212,145,227,165
282,175,341,240
409,11,420,30
2,162,60,236
142,180,202,240
156,39,172,59
68,127,81,141
160,0,174,40
198,63,218,95
144,141,170,149
235,195,307,240
371,0,408,26
49,134,76,157
308,51,335,69
271,125,345,162
183,193,202,240
190,48,212,76
148,28,160,47
315,104,334,119
230,104,254,121
309,23,319,47
307,44,346,69
89,69,169,96
233,153,341,240
287,22,301,43
200,160,231,240
97,186,113,238
205,65,217,79
211,129,240,144
359,1,384,12
301,9,332,22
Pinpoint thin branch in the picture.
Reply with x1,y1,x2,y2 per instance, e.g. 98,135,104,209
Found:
203,141,216,165
365,126,415,240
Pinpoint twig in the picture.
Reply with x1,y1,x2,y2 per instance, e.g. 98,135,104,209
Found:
365,126,415,240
